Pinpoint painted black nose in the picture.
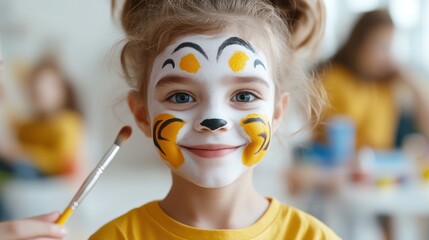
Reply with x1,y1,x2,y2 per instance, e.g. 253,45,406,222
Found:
200,118,227,131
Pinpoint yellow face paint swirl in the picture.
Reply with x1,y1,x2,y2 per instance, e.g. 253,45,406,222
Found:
179,53,200,73
153,113,186,168
229,50,249,72
240,114,271,166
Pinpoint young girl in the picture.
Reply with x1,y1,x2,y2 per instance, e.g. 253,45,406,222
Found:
90,0,340,239
11,58,84,177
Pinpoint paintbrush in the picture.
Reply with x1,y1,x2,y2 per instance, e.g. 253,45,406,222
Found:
56,125,132,225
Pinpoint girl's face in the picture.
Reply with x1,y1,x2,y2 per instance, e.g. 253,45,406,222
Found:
30,69,67,115
131,34,287,188
356,26,395,79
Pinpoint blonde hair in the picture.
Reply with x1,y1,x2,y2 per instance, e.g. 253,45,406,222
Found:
113,0,326,126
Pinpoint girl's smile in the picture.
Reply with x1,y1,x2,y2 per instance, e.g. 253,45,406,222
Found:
181,144,244,158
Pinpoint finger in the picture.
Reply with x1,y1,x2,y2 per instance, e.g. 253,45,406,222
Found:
0,219,67,240
27,238,64,240
26,212,61,223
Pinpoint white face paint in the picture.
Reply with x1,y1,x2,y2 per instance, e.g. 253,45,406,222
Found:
147,34,276,188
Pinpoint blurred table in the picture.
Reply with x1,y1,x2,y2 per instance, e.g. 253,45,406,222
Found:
338,183,429,240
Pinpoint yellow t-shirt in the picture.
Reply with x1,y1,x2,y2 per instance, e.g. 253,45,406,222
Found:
14,110,83,175
89,198,340,240
318,64,397,149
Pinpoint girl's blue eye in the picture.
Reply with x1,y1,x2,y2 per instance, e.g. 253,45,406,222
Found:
232,91,257,102
169,92,194,103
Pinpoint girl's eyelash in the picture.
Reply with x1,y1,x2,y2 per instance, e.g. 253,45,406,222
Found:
164,91,198,105
165,91,193,100
232,90,262,99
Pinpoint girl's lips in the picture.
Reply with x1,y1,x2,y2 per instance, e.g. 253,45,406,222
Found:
181,144,242,158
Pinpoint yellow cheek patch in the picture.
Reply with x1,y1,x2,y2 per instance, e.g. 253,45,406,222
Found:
179,53,200,73
229,51,249,72
153,113,186,168
240,114,271,167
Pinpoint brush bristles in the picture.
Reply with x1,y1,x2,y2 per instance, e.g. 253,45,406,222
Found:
114,125,132,146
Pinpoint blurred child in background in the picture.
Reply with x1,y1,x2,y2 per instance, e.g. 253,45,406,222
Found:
1,57,85,178
316,9,429,150
318,9,429,240
288,9,429,240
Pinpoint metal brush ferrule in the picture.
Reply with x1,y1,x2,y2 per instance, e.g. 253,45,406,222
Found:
67,144,120,209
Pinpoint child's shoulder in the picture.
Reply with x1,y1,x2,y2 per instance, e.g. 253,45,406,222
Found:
88,201,159,240
273,198,341,239
106,200,157,225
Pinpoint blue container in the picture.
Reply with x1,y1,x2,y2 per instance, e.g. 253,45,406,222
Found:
326,116,356,165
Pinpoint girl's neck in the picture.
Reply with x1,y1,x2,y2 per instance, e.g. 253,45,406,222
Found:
159,170,268,229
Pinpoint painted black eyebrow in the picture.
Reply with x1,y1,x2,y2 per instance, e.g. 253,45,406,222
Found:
217,37,256,61
254,59,266,70
242,117,266,125
162,59,175,69
171,42,208,60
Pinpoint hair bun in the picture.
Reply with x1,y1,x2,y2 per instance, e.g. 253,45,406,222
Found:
270,0,325,59
112,0,150,34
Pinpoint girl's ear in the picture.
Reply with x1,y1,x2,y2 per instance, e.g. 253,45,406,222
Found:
272,92,289,133
128,91,151,137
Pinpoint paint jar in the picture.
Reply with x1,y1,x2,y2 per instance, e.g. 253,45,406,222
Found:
326,116,356,165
